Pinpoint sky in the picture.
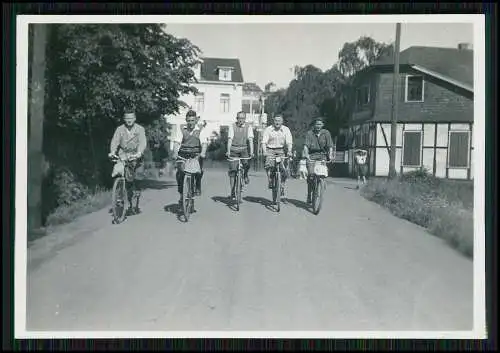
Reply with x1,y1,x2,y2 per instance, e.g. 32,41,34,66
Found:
164,22,474,90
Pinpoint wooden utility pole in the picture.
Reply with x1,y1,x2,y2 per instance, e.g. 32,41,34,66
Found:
28,24,48,234
388,23,401,179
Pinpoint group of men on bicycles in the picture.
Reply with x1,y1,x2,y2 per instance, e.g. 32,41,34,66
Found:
108,106,372,213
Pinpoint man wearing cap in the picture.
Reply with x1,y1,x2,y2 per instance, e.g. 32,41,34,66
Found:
302,117,335,204
108,107,147,215
171,110,210,205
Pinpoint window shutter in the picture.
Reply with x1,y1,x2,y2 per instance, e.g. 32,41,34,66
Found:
403,131,421,166
449,132,469,167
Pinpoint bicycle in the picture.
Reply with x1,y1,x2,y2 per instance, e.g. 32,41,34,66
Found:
176,155,201,222
227,156,253,211
269,155,291,212
306,157,331,215
110,154,138,224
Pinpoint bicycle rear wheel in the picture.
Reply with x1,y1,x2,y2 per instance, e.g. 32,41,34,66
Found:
112,177,127,224
312,177,324,215
182,174,192,221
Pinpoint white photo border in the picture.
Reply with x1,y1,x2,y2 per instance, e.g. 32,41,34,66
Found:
15,14,486,339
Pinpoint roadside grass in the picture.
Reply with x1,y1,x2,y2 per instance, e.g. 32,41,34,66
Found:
44,164,163,228
360,169,474,259
42,160,264,230
45,188,112,227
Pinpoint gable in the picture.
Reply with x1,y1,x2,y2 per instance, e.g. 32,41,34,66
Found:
373,46,473,89
199,57,244,83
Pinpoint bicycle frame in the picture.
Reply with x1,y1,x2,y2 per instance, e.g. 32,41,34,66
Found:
176,155,200,221
227,156,252,211
110,154,138,224
306,157,330,215
269,155,291,212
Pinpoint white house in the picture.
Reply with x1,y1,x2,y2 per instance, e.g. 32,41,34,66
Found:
242,82,268,128
166,57,245,145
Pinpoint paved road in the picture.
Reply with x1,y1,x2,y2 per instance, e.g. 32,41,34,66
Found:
26,169,473,331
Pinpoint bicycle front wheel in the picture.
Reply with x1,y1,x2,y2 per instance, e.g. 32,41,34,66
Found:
274,170,281,212
182,174,192,221
235,170,242,211
112,177,127,224
312,177,324,215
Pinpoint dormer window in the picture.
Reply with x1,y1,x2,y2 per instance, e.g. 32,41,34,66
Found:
218,67,233,81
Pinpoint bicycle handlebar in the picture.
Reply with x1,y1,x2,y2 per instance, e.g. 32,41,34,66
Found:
110,154,137,163
305,157,333,164
176,155,201,161
227,157,253,162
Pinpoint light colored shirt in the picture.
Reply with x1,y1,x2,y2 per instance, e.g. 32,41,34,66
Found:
172,124,210,145
354,150,368,165
261,125,293,149
228,123,254,140
110,123,147,156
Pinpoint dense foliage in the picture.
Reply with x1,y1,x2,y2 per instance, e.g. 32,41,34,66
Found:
264,36,393,152
34,24,200,222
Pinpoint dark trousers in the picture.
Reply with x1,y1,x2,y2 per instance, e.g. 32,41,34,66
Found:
125,159,143,208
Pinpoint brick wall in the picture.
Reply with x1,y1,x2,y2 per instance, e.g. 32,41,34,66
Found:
374,70,473,122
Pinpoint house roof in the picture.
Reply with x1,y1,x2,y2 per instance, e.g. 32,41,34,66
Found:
243,82,263,94
373,46,474,89
349,46,474,125
199,57,244,83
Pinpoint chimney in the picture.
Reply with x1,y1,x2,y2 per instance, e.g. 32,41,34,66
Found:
458,43,473,51
193,59,203,80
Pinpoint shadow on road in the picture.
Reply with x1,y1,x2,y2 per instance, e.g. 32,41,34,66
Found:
211,196,238,211
138,179,177,190
343,186,359,190
242,196,277,212
286,198,314,214
163,203,196,222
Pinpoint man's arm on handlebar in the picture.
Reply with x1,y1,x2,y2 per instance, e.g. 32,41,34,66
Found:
303,145,309,160
172,142,180,159
201,143,208,159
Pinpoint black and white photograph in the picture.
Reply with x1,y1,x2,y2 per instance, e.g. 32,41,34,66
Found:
16,15,486,338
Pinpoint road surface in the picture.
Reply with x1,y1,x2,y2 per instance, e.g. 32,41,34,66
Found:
26,169,473,332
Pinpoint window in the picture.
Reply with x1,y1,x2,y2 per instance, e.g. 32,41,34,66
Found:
405,75,424,102
402,131,422,167
252,101,262,114
448,131,470,168
356,85,370,107
242,99,251,114
218,68,232,81
220,93,230,113
194,93,204,113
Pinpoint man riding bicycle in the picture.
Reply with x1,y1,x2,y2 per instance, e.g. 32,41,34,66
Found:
302,117,334,205
261,115,293,193
108,108,147,215
226,111,254,199
171,110,209,206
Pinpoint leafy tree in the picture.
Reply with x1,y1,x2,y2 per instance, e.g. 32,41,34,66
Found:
324,37,393,136
263,36,393,152
43,24,201,189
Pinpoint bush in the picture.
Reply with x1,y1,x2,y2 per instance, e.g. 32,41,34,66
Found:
361,172,474,258
50,168,91,206
45,188,111,227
